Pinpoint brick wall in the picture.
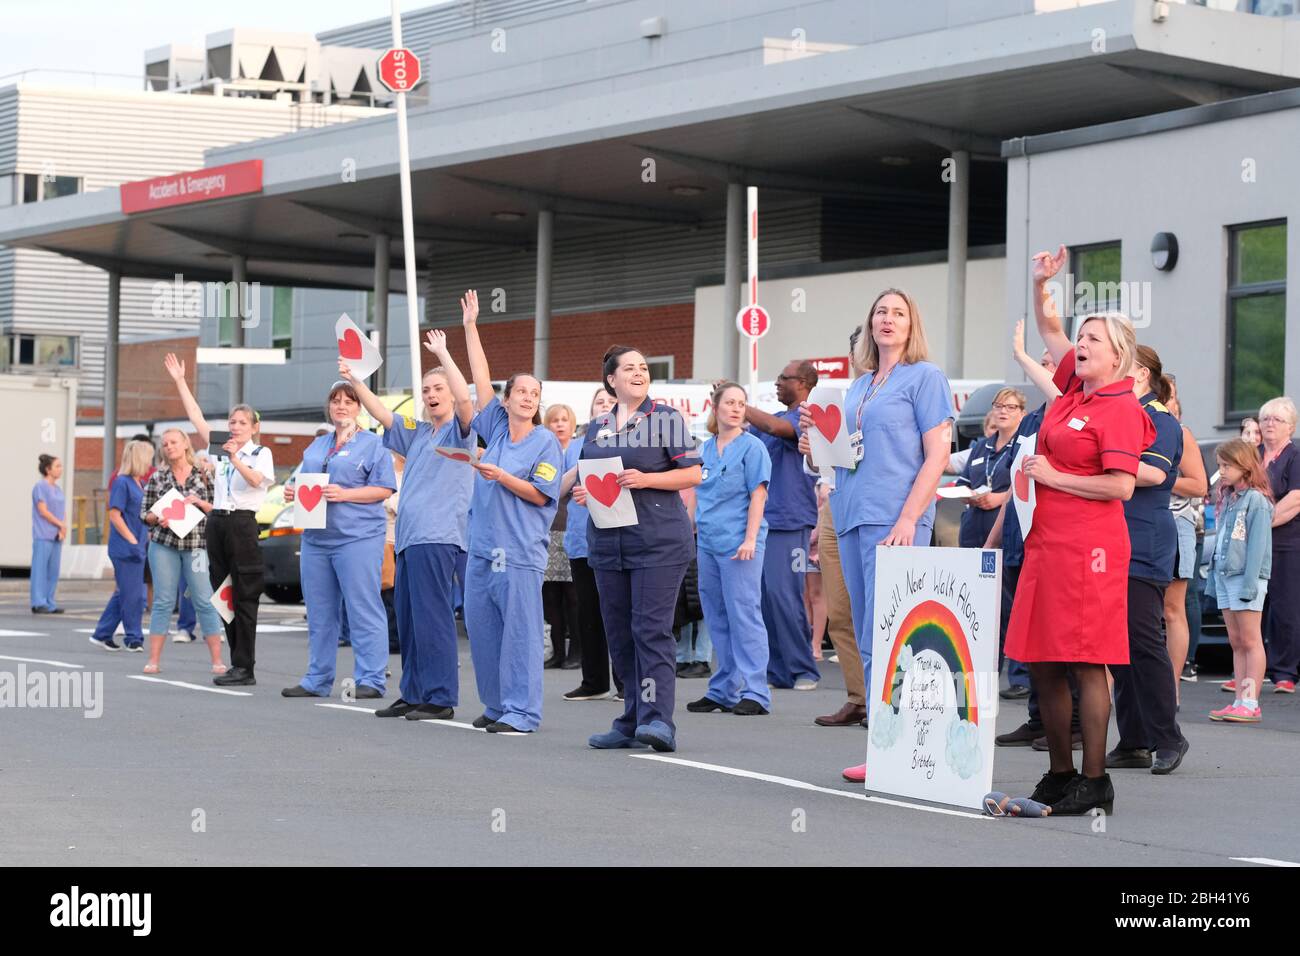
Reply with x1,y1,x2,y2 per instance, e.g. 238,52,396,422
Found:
79,335,198,422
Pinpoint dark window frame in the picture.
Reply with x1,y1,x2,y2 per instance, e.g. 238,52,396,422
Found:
1225,218,1287,422
1066,240,1122,337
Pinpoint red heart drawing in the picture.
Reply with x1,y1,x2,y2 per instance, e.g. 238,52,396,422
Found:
437,448,473,463
808,403,842,441
1014,464,1030,502
338,328,365,360
219,585,233,606
584,472,623,509
298,485,323,511
162,498,188,521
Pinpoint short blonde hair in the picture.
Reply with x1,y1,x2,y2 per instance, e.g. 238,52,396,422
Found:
1076,312,1136,381
119,439,155,478
544,404,576,432
854,288,930,372
1260,396,1298,431
992,387,1027,410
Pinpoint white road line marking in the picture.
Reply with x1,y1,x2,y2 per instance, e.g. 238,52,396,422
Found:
126,675,253,696
0,629,46,637
316,702,513,733
0,654,84,669
630,754,988,819
1231,857,1300,867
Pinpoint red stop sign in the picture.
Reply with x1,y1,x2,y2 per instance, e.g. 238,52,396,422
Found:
735,305,770,340
377,48,422,93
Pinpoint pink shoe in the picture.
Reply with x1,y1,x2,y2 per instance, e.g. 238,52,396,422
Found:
841,762,866,783
1220,679,1236,693
1275,680,1296,694
1210,703,1260,722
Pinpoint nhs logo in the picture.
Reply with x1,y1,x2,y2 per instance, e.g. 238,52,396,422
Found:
980,551,998,575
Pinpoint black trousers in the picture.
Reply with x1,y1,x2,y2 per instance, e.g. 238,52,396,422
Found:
542,580,579,661
570,558,618,693
1265,549,1300,683
1113,576,1183,752
206,510,264,674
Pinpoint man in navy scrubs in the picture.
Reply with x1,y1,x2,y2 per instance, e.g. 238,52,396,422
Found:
744,359,822,690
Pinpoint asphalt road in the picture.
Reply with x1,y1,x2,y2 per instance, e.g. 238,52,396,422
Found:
1,580,1297,867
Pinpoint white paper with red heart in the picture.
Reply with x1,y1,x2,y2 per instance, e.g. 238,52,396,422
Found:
149,488,204,539
433,447,475,465
335,313,383,382
1010,433,1037,539
212,574,235,624
805,386,855,468
577,456,638,529
293,472,329,530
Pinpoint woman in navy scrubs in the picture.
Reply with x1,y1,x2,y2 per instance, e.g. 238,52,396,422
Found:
281,381,396,700
687,382,772,716
577,345,702,752
956,387,1024,548
463,290,564,734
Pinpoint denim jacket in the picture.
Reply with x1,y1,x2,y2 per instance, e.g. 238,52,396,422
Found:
1209,488,1273,597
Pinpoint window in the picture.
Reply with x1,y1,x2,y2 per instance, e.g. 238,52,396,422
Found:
1226,220,1287,419
646,355,674,380
3,334,76,369
20,173,82,203
271,287,293,357
1067,242,1122,333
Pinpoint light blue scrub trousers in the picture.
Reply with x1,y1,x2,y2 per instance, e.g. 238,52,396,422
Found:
298,535,388,695
464,556,544,732
698,547,771,709
30,538,61,610
837,523,932,704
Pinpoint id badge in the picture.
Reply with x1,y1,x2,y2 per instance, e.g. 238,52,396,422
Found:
1067,418,1086,431
849,430,864,467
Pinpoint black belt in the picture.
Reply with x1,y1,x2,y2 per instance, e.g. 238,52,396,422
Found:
210,508,257,515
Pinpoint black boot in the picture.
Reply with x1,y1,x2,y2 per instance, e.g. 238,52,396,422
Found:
1050,774,1115,816
1030,769,1081,805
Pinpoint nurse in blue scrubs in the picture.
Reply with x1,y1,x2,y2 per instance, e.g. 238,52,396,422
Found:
343,327,476,721
577,345,702,753
462,290,564,734
800,288,953,783
281,381,396,700
686,382,773,716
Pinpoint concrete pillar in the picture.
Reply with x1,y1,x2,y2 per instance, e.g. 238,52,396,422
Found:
723,183,744,381
373,234,390,391
532,208,554,378
946,149,970,379
231,254,248,404
102,269,120,488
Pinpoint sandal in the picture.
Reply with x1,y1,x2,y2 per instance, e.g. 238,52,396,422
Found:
211,662,228,675
143,662,161,674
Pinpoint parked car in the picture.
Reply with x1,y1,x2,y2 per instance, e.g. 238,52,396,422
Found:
259,504,303,604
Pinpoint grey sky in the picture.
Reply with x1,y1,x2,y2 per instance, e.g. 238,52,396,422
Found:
0,0,427,87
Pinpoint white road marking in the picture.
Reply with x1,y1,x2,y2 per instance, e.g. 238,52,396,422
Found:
126,675,253,696
316,702,523,733
1231,857,1300,867
630,754,988,819
0,654,84,669
0,629,46,637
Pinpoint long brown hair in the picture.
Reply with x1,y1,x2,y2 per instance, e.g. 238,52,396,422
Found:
1134,345,1173,404
854,288,929,372
1215,438,1273,506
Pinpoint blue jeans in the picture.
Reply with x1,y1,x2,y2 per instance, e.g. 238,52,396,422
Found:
177,589,196,633
93,555,146,645
30,538,61,610
148,542,223,636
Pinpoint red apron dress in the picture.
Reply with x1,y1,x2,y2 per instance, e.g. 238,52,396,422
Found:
1004,352,1154,665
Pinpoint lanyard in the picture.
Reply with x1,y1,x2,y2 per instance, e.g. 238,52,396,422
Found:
855,364,898,433
983,438,1014,487
323,429,357,471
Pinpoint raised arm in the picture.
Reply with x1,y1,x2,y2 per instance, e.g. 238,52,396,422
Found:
1031,246,1073,367
164,353,212,447
425,329,475,430
460,290,494,412
1013,319,1062,402
339,356,394,430
745,405,796,440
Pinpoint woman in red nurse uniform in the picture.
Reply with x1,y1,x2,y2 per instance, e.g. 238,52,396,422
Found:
1006,246,1154,816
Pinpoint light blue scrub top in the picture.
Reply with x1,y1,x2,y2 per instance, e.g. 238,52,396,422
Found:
697,431,772,557
383,413,477,554
300,429,397,547
468,397,564,573
828,361,954,536
561,441,589,560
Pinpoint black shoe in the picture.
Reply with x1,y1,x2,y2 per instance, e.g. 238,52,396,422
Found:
405,703,454,721
1030,769,1081,804
1151,738,1189,775
1050,773,1115,816
89,635,122,652
561,655,582,670
563,684,612,701
733,698,769,716
124,643,144,653
354,685,382,700
1032,731,1083,751
485,720,528,734
682,662,712,678
281,685,322,698
995,722,1042,747
472,714,494,729
861,718,869,729
686,696,732,713
32,606,48,614
48,607,64,614
613,689,624,702
1105,747,1152,769
999,684,1030,701
1180,662,1198,683
375,699,417,718
544,655,565,670
675,662,690,677
214,667,255,686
